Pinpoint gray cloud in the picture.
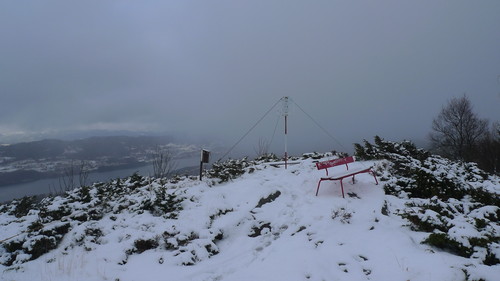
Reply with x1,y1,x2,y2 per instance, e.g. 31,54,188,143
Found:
1,1,499,154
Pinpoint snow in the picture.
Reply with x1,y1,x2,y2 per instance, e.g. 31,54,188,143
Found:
1,155,499,281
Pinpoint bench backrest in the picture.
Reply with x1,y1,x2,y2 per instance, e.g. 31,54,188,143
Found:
316,156,356,170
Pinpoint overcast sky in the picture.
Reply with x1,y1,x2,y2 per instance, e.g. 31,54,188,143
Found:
1,1,499,154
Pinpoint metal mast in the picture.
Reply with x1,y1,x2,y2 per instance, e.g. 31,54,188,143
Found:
282,96,289,169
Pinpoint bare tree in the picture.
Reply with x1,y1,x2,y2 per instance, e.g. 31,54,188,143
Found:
477,122,500,174
78,160,90,187
430,95,488,161
59,160,76,191
254,137,270,157
151,146,176,179
59,160,91,191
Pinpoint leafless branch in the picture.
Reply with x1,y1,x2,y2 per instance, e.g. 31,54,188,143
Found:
430,94,488,161
151,146,177,179
254,137,270,157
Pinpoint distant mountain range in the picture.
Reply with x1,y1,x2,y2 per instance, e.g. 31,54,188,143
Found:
0,136,210,186
0,136,177,160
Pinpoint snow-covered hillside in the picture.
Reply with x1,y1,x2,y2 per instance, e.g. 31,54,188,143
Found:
1,139,499,281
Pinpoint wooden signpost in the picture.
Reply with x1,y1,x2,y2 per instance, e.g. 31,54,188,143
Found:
199,149,210,180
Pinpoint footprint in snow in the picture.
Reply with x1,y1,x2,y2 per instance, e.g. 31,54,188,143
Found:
354,255,369,262
347,192,360,199
337,262,349,273
354,255,372,277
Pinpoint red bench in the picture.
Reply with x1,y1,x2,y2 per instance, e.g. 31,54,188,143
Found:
315,156,378,198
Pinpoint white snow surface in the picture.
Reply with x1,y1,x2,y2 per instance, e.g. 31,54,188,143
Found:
1,157,499,281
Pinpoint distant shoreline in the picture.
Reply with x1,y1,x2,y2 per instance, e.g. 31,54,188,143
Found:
0,162,150,188
0,161,202,189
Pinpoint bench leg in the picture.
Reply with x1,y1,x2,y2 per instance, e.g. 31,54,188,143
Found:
371,171,378,185
340,179,345,198
316,180,322,196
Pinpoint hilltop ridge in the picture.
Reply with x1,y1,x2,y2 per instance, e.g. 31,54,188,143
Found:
0,138,499,281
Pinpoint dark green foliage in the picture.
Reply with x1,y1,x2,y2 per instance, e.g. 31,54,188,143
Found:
248,221,272,237
1,169,193,265
359,136,494,202
204,243,219,256
213,230,224,241
474,218,488,229
128,172,144,188
71,213,88,222
255,191,281,208
402,213,449,232
141,190,183,219
484,250,500,265
423,233,472,258
178,232,199,247
206,158,253,183
1,223,70,265
163,230,178,251
402,199,500,264
331,208,352,224
361,139,376,159
85,227,103,240
71,209,103,222
359,136,500,265
468,237,489,248
302,152,326,160
79,186,91,203
381,201,389,216
39,205,71,222
411,170,464,200
27,236,58,260
133,238,159,254
254,153,279,162
162,229,222,265
209,209,233,222
3,234,63,264
11,196,37,218
42,223,71,237
27,221,44,232
3,240,23,254
73,226,104,250
355,136,429,162
469,187,500,207
462,268,487,281
354,143,367,160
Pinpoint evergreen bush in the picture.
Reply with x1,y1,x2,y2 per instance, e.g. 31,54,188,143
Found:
357,136,500,265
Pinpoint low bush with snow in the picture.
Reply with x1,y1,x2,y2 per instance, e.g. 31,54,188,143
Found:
356,136,500,267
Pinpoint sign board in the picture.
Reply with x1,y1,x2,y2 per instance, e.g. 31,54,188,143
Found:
201,149,210,164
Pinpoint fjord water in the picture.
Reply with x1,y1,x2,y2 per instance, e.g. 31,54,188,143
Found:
0,157,200,203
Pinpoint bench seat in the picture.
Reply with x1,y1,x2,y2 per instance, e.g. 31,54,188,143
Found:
315,156,378,198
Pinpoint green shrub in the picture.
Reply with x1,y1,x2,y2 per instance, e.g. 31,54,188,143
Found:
255,191,281,208
484,249,500,265
128,172,145,188
134,238,159,254
206,158,253,183
248,222,272,237
403,213,448,232
27,236,58,260
423,233,472,258
255,153,279,162
39,205,71,221
11,196,37,218
3,240,23,254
